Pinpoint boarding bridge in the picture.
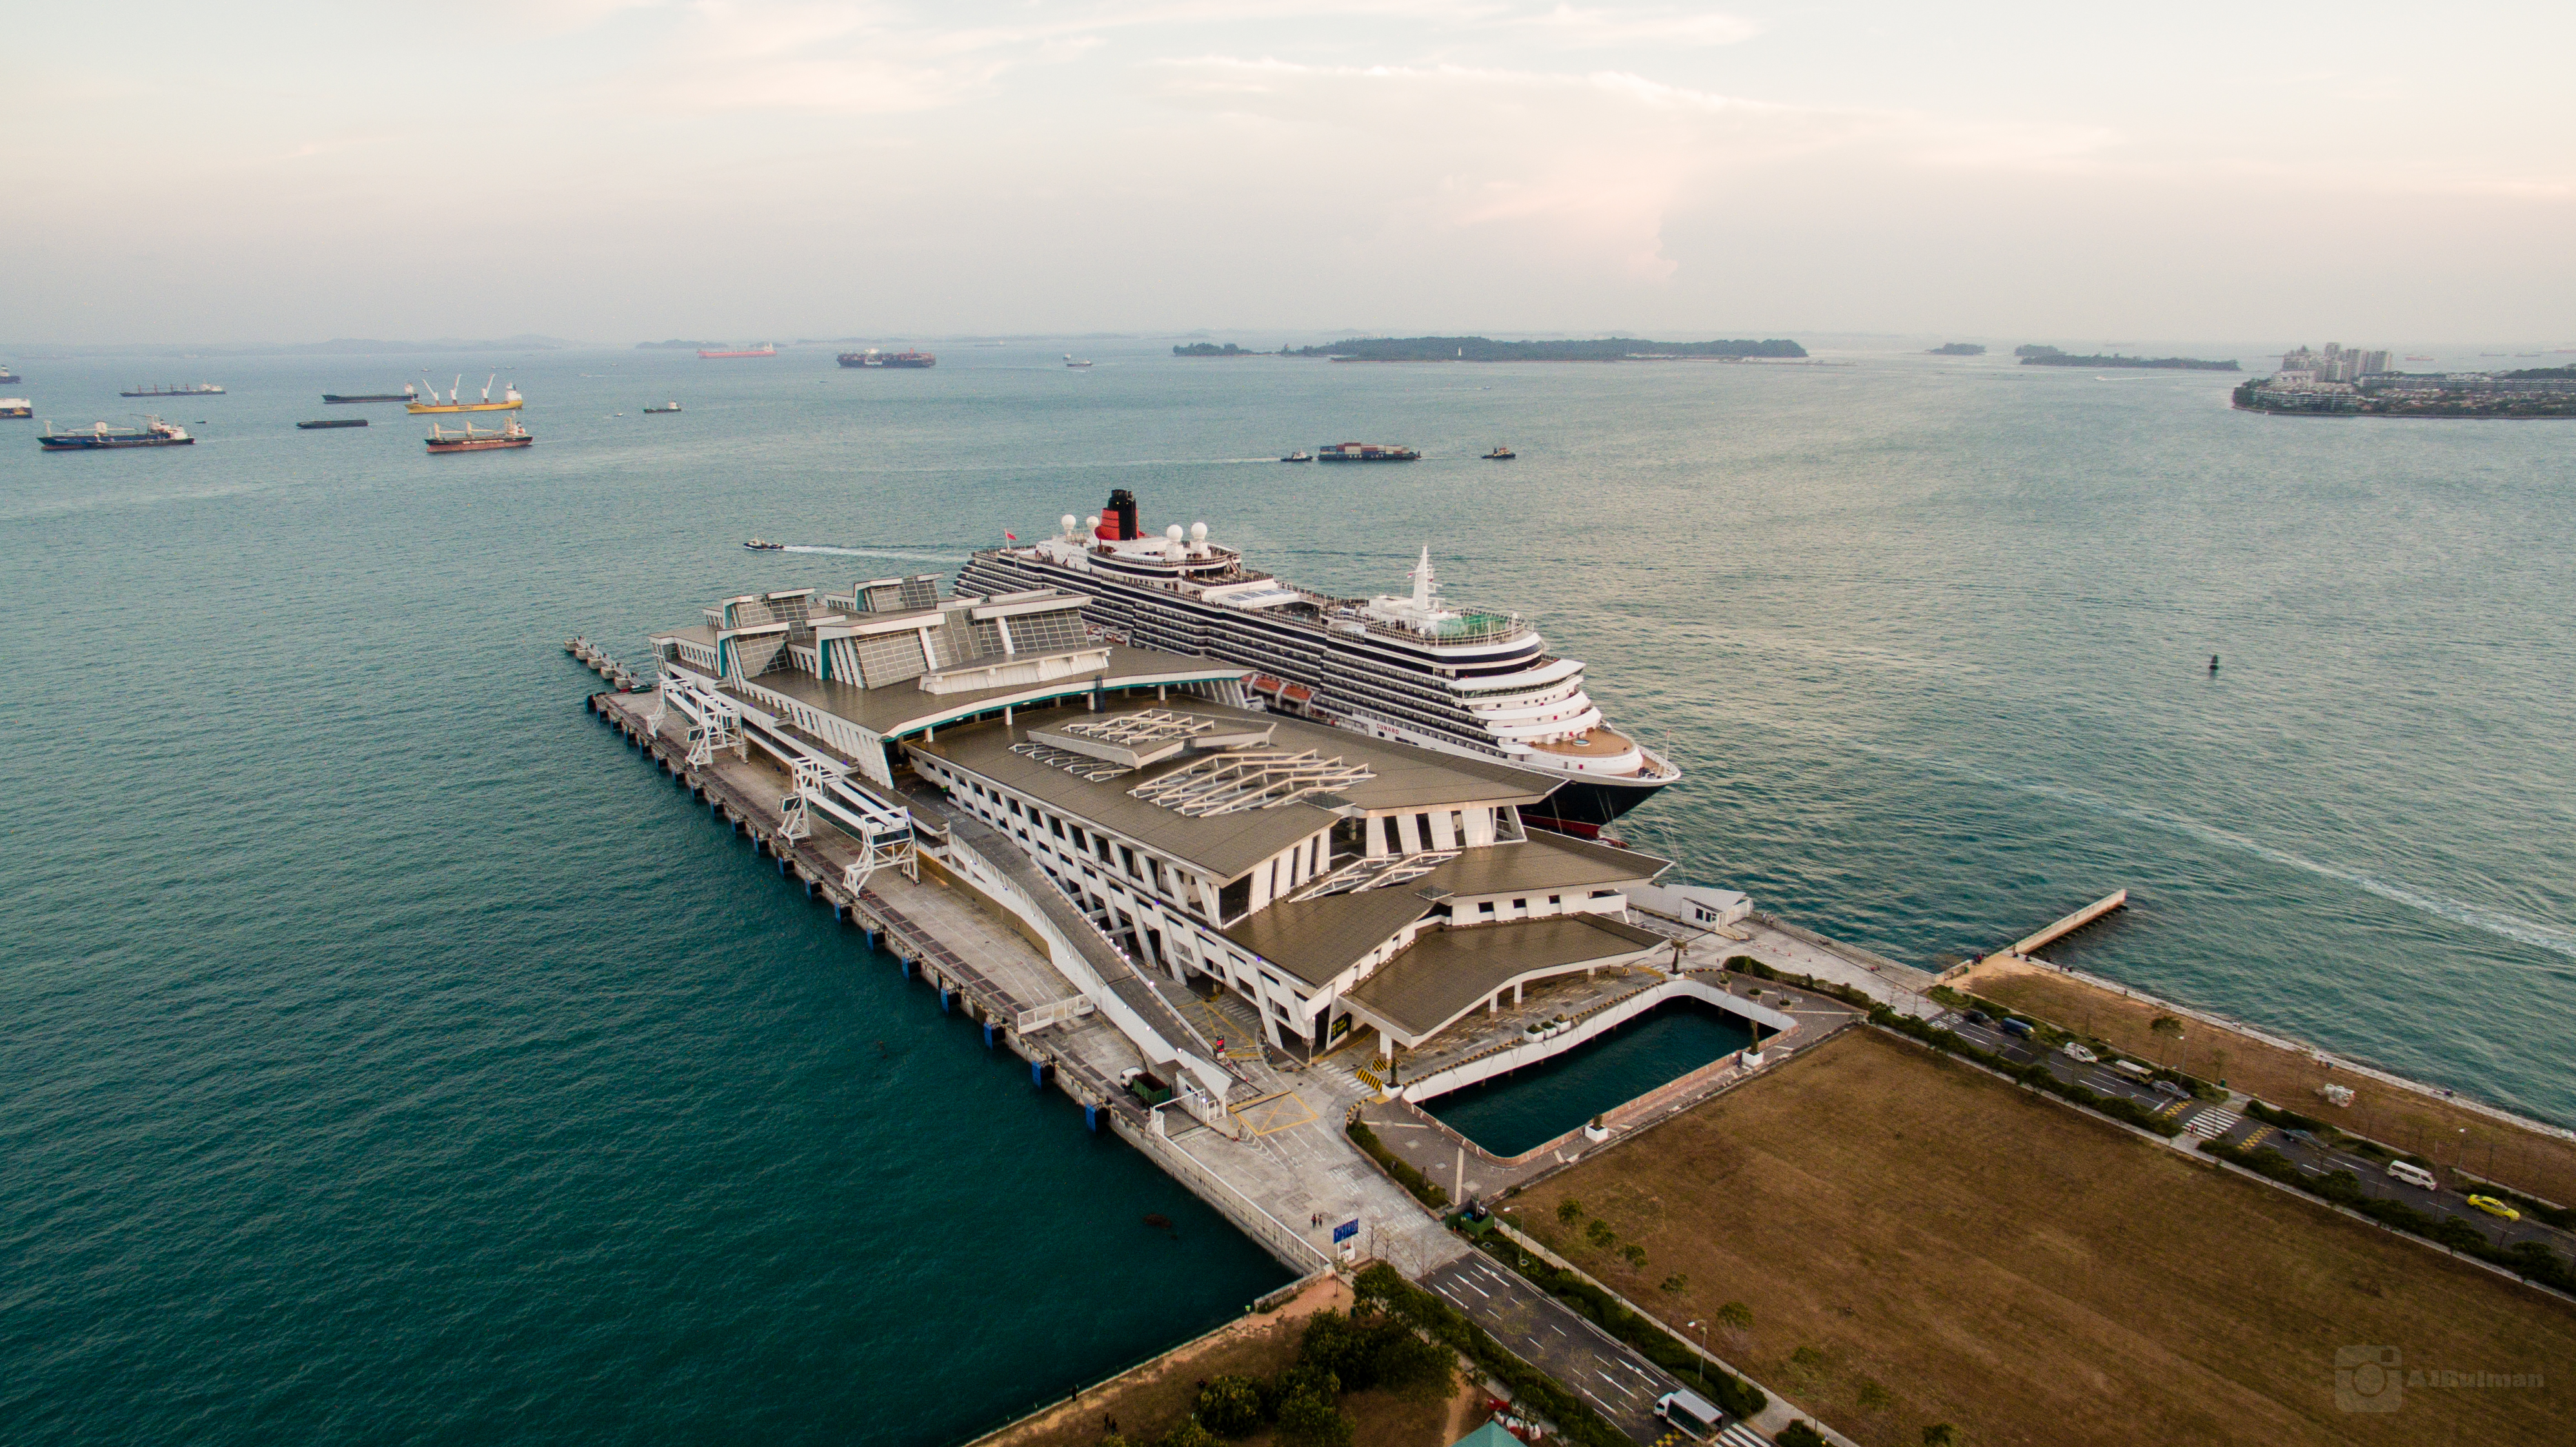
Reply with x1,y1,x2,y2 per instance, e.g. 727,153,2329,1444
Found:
652,674,745,767
777,756,918,891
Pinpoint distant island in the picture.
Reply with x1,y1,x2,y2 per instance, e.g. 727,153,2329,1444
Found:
2237,351,2576,418
636,339,728,350
1927,343,1986,356
2017,344,2239,371
1282,335,1806,361
1173,342,1259,356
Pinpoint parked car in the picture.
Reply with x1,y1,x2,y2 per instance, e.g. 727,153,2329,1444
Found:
2063,1044,2098,1064
2151,1079,2189,1099
2466,1194,2522,1221
1998,1018,2035,1040
1963,1009,1990,1026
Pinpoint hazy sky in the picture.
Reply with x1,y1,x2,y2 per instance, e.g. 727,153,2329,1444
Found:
8,1,2571,344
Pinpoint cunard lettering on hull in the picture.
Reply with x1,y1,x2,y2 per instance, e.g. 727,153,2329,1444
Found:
957,489,1680,836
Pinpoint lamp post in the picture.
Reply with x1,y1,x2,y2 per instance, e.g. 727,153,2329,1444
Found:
1685,1321,1707,1387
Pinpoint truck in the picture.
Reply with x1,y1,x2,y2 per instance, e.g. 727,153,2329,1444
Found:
1653,1388,1725,1439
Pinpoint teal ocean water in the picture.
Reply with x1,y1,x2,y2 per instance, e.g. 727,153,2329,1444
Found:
3,341,2570,1441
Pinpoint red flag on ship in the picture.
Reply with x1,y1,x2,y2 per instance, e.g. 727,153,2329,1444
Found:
1003,532,1018,541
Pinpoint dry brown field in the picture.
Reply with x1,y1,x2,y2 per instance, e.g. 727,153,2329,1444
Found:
975,1275,1471,1447
1969,964,2576,1203
1506,1027,2571,1447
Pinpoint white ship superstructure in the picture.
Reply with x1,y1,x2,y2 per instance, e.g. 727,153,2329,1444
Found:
958,489,1678,835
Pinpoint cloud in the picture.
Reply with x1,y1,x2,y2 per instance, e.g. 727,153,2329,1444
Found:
1507,5,1758,47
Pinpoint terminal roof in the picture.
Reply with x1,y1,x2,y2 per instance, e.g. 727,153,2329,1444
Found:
1345,914,1668,1040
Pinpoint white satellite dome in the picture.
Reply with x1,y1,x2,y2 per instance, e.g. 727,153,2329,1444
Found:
1060,514,1078,534
1189,521,1208,543
1165,523,1185,542
1084,514,1100,532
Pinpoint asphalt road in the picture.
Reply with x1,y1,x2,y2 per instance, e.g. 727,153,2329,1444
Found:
1929,1011,2576,1259
1422,1251,1757,1444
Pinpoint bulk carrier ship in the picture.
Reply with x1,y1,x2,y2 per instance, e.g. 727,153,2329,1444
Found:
958,489,1679,836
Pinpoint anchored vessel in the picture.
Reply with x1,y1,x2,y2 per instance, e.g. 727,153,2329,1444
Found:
323,387,418,403
645,401,683,414
40,417,194,450
424,418,532,452
1315,442,1418,462
0,398,30,419
408,374,523,414
120,381,225,397
0,365,21,385
958,490,1679,835
698,345,778,358
837,349,937,369
297,418,368,429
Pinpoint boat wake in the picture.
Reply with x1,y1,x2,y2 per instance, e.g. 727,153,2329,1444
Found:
780,544,961,563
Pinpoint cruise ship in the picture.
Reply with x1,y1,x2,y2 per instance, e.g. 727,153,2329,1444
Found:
957,489,1679,836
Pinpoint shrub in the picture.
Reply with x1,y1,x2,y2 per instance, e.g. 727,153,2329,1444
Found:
1858,1379,1894,1410
1924,1426,1960,1447
1274,1391,1351,1447
1778,1422,1829,1447
1558,1199,1584,1226
1622,1243,1649,1268
1659,1273,1689,1294
1586,1218,1617,1248
1154,1421,1220,1447
1194,1376,1263,1437
1716,1301,1753,1331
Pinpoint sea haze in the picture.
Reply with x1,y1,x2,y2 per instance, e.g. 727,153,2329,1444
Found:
1,341,2568,1443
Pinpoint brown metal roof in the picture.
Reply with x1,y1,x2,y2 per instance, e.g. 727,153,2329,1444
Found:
1344,914,1669,1041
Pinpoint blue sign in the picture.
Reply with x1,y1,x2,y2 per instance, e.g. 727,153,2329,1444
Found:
1331,1219,1360,1244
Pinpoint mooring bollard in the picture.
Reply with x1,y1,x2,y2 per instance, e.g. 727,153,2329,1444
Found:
983,1022,997,1049
940,985,953,1013
900,956,912,978
1085,1104,1100,1131
1031,1059,1049,1086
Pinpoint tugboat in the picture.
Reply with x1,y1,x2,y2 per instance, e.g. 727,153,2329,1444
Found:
644,401,683,414
1280,449,1313,462
0,398,31,420
408,374,523,414
1483,444,1516,460
1314,441,1420,462
120,381,226,398
744,538,785,551
424,418,532,452
39,416,194,450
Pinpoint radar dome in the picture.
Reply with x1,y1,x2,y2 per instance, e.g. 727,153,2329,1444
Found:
1189,521,1208,543
1165,523,1185,542
1084,514,1100,531
1060,514,1078,533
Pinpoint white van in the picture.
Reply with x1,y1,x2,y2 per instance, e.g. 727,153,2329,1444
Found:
2387,1160,2439,1191
1655,1388,1724,1439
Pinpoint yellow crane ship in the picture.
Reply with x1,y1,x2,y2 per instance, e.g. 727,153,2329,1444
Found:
408,373,524,414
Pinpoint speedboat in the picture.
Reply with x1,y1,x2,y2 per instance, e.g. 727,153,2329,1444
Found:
745,538,785,551
1280,450,1312,462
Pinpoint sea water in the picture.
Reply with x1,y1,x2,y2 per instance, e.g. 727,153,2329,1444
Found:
2,341,2569,1442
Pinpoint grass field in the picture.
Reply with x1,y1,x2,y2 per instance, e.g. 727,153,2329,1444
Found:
1505,1027,2571,1447
975,1275,1472,1447
1971,964,2576,1205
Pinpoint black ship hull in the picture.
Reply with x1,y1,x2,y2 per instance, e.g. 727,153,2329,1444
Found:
1518,776,1664,839
297,419,368,429
322,394,412,403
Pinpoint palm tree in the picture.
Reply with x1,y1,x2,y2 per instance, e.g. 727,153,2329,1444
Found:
2150,1015,2185,1068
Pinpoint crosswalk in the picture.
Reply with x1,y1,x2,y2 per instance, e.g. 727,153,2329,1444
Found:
2184,1106,2242,1139
1649,1415,1771,1446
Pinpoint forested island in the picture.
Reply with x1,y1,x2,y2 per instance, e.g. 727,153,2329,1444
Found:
1927,343,1986,356
1172,342,1258,356
1281,335,1807,361
2017,344,2239,371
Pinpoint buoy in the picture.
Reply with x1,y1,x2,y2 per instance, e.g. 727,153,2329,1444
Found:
2209,654,2220,673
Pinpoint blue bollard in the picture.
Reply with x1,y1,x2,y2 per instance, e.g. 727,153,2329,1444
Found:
1085,1104,1099,1131
866,929,880,951
983,1022,996,1049
940,985,953,1013
899,956,911,978
1031,1059,1047,1086
776,855,788,876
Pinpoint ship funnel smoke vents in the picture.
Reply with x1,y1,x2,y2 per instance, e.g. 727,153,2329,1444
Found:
1412,546,1436,609
1103,489,1140,542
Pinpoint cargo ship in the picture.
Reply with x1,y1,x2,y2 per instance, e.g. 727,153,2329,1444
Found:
697,345,778,358
1315,441,1419,462
0,365,22,385
120,381,226,397
297,418,368,429
836,349,937,369
644,401,682,414
0,398,30,419
425,418,532,452
323,386,418,403
40,417,194,450
408,374,523,414
960,489,1680,836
